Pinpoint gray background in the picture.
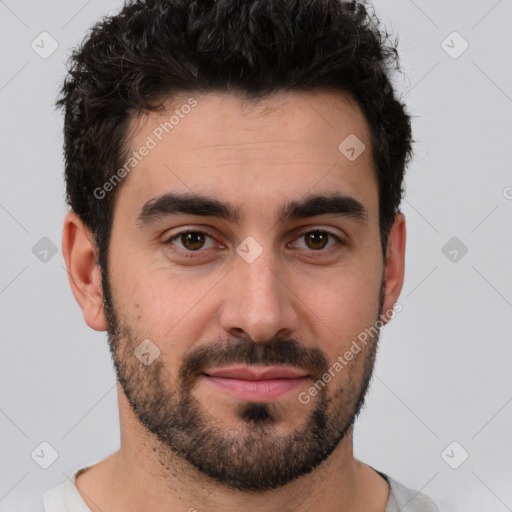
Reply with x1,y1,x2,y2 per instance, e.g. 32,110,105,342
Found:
1,1,511,511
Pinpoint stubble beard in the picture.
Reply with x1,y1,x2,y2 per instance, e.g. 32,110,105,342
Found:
102,276,385,491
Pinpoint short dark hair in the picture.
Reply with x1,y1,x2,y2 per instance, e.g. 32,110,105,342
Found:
57,0,413,273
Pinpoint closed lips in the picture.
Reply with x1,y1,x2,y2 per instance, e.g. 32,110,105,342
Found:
202,365,309,380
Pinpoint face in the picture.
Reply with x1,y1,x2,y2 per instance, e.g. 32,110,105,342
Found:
98,91,402,491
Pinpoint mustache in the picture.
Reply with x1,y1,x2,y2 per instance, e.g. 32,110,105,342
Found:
179,337,330,388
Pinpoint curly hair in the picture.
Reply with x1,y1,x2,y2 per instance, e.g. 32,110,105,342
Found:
57,0,413,270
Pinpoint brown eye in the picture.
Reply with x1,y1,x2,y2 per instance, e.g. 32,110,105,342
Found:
165,230,217,252
180,232,206,250
304,231,329,250
293,230,342,251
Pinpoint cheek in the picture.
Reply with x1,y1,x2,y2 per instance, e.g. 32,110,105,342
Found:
111,263,220,352
302,263,382,355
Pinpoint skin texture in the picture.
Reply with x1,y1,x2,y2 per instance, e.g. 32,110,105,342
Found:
62,90,406,512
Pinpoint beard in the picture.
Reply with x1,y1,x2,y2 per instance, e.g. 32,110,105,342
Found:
102,275,385,492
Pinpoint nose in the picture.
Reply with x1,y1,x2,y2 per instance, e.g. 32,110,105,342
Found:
219,245,300,343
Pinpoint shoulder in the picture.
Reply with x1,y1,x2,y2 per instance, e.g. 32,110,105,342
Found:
43,467,92,512
383,472,439,512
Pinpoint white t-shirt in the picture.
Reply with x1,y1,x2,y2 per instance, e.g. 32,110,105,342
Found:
43,464,439,512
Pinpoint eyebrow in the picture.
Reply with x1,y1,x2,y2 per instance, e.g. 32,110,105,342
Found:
137,191,368,226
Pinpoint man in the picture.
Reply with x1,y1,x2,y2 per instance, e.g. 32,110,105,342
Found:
44,0,438,510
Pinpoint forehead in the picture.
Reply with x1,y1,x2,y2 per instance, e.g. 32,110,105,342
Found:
117,90,377,219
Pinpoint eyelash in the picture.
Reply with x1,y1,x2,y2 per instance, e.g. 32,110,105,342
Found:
164,228,344,258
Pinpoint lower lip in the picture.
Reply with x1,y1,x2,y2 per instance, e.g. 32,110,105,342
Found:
203,375,309,402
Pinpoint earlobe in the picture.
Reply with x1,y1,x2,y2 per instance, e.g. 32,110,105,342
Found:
62,212,107,331
381,213,406,324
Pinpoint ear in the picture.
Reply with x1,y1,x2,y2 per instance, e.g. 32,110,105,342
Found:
380,212,406,324
62,211,107,331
